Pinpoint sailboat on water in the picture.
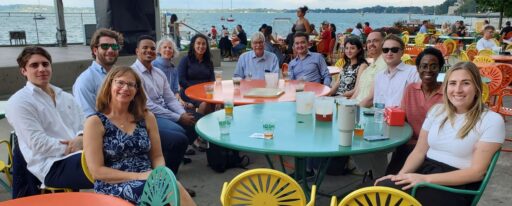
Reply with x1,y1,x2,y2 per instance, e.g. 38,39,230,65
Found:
220,0,225,21
33,0,46,20
226,0,235,22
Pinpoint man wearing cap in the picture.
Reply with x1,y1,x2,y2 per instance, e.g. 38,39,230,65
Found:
317,21,332,56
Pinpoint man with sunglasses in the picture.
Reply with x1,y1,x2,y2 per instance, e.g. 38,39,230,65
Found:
352,34,419,179
374,34,419,108
73,28,123,117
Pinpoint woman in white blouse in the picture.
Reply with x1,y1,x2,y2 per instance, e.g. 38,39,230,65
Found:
375,61,505,206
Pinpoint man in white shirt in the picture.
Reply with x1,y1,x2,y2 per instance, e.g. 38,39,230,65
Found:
374,34,420,107
131,35,196,175
476,25,500,52
353,34,419,179
6,47,93,193
418,20,428,34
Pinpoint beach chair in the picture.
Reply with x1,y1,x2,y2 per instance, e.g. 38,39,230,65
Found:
0,140,13,192
443,38,457,55
478,49,493,56
473,55,495,64
81,151,94,184
401,34,409,45
479,65,503,95
459,50,469,61
412,151,501,206
401,54,414,65
330,186,421,206
414,33,426,47
220,168,316,206
466,48,478,61
140,166,180,206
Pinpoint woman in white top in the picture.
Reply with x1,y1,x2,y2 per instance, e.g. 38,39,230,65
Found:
375,61,505,206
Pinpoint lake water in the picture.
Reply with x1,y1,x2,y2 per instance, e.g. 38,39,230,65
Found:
0,11,482,45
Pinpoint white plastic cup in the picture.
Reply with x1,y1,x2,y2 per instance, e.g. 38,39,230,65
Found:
296,92,315,115
264,73,279,88
339,131,353,146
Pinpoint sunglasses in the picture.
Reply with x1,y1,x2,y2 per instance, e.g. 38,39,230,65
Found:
99,43,120,51
382,47,401,53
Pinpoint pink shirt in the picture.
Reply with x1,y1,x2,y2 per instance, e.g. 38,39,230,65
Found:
401,82,443,142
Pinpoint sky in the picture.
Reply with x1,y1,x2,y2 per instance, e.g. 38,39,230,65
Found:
0,0,446,10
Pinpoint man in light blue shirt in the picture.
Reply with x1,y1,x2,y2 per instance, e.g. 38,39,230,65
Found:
73,28,123,117
132,35,197,175
418,20,428,34
289,32,331,86
233,32,280,80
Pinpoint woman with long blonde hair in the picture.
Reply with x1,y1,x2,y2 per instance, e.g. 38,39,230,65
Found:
375,62,505,206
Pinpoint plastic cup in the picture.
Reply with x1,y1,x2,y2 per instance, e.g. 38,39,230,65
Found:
232,77,242,88
204,84,214,98
264,73,279,88
214,70,223,83
224,98,234,117
295,77,305,91
218,117,231,135
262,120,276,139
339,131,352,146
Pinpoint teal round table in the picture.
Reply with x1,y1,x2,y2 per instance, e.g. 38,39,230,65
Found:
195,102,412,195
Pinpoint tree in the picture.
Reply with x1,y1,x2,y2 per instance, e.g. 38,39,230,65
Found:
476,0,512,29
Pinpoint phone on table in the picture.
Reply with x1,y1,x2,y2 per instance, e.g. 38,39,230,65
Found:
364,135,389,142
363,110,375,116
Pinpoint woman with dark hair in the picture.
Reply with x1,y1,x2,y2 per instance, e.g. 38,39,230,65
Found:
178,33,215,114
329,37,368,97
385,47,445,174
263,26,285,66
376,62,505,206
84,66,196,205
330,23,337,40
295,6,311,34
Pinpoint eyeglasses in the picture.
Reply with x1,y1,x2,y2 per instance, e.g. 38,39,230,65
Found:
99,43,120,51
382,47,401,53
419,64,440,71
366,39,381,44
113,79,137,89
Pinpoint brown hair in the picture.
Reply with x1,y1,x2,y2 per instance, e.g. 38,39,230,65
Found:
16,46,52,69
438,61,485,138
382,34,405,50
96,66,147,121
90,28,124,59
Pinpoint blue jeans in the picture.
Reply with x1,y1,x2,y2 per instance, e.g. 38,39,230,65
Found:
156,117,189,175
232,43,246,56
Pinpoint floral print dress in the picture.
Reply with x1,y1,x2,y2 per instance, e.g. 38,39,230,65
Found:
336,63,361,96
94,112,152,204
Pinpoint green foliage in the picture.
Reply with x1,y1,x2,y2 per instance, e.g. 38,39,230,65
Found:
457,0,478,14
476,0,512,17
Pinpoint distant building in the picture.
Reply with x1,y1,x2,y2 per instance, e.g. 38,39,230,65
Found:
448,0,464,15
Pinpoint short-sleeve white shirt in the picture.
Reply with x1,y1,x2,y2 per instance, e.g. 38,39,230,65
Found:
374,62,420,107
422,105,505,169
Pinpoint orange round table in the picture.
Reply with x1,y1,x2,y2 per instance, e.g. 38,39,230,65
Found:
184,80,331,105
491,55,512,64
0,192,134,206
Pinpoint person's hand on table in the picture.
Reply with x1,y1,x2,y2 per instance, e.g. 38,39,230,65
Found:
179,113,196,126
61,135,83,155
374,173,429,190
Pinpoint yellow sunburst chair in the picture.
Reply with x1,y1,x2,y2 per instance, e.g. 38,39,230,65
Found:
330,186,421,206
221,168,316,206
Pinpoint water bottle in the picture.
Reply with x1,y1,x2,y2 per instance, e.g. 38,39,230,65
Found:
374,94,385,124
